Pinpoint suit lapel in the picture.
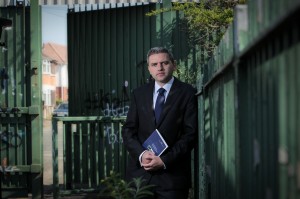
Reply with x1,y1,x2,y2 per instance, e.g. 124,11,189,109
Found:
156,78,181,127
144,81,156,125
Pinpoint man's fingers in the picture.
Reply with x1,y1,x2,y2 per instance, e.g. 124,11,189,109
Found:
144,151,155,156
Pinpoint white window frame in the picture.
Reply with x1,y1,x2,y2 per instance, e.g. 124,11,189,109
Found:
42,89,52,106
42,60,51,74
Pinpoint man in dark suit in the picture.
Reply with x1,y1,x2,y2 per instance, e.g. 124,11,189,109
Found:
122,47,198,199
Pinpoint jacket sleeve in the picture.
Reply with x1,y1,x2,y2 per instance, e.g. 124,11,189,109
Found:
121,91,145,162
160,88,198,168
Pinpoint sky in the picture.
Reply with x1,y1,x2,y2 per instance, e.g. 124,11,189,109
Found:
41,4,141,46
42,5,68,46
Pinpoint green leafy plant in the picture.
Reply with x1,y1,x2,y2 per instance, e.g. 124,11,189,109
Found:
147,0,245,57
56,98,63,106
147,0,246,85
99,171,156,199
174,63,197,86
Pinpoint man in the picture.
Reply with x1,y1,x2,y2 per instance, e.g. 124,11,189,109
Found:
122,47,198,199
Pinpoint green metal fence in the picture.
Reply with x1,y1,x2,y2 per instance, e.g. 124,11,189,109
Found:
3,1,300,198
0,113,31,198
52,116,126,198
198,1,300,199
67,2,194,117
65,3,199,197
0,1,43,198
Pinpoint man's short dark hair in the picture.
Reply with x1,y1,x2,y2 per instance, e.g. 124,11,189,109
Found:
147,47,175,64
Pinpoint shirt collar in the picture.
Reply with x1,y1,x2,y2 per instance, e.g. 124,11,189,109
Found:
154,77,174,94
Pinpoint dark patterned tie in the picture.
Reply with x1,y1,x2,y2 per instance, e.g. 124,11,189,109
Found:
155,88,165,123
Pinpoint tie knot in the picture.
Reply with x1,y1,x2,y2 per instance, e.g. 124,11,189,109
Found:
158,88,165,95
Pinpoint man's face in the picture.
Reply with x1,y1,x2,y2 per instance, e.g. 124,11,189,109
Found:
148,53,176,86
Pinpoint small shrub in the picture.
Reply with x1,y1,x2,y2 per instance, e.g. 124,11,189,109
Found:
99,171,156,199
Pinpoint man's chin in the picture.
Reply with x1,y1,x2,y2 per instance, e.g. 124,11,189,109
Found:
156,76,171,83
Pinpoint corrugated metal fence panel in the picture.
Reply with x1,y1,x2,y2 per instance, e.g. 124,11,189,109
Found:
200,1,300,199
247,0,300,44
237,15,300,199
68,4,156,116
203,70,237,199
237,3,300,198
199,19,237,199
68,2,192,116
235,5,248,52
206,23,234,81
279,25,300,199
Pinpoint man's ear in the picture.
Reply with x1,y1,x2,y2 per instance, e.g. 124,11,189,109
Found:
173,60,177,69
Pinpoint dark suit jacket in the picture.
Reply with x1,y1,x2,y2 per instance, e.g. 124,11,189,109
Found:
122,77,198,191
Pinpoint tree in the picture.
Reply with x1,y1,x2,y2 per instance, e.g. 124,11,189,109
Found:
146,0,246,84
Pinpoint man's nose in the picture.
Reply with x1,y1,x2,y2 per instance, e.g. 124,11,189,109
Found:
157,63,164,69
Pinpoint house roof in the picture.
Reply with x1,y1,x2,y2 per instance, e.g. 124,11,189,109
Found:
42,42,68,65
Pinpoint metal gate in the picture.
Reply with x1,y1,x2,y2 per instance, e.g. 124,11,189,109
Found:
0,1,43,198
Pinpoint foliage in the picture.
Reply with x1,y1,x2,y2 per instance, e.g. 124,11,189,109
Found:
146,0,246,85
173,63,197,86
147,0,245,57
99,171,156,199
55,98,63,106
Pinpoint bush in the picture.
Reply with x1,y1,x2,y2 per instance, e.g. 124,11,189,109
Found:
99,171,156,199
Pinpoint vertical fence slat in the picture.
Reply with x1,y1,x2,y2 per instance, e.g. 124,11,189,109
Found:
52,118,59,199
71,123,75,189
63,122,67,190
95,122,99,186
87,123,91,187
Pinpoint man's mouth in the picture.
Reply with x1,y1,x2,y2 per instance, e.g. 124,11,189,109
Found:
157,73,165,76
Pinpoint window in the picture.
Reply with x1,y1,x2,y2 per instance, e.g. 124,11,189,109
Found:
42,60,51,74
42,89,52,106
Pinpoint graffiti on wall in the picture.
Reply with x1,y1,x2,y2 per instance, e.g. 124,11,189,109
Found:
0,130,23,151
85,81,131,117
104,124,123,144
0,67,17,97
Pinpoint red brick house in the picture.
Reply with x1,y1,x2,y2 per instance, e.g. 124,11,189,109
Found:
42,42,68,118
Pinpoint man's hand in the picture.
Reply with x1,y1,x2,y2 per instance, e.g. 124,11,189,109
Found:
141,151,164,171
141,150,154,164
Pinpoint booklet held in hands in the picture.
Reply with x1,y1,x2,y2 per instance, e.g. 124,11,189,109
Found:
142,129,168,156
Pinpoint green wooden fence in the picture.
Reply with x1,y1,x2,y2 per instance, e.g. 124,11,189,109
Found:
0,1,43,198
52,116,126,198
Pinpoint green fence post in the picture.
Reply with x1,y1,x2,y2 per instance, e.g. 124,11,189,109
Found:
29,0,43,198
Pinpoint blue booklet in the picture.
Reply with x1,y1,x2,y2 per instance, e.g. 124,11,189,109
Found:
142,129,168,156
